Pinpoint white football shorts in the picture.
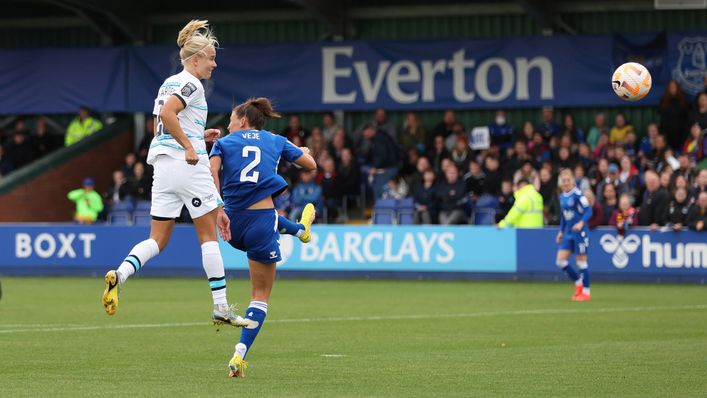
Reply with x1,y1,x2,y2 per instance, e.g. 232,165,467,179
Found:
150,155,222,219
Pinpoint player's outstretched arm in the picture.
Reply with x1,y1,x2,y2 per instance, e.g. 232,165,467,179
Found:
293,151,316,171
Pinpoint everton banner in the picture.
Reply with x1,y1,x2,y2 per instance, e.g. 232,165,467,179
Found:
0,32,705,114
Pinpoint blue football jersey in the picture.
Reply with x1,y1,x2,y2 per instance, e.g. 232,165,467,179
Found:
210,130,303,212
559,187,592,235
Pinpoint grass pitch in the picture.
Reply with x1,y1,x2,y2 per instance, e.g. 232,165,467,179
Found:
1,277,706,397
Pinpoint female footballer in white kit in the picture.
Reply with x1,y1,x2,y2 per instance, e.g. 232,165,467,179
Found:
102,20,246,328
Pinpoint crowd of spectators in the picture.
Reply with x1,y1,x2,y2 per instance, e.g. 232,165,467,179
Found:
4,80,707,229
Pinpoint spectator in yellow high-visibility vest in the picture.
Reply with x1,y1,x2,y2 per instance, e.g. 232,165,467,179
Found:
497,177,544,228
68,177,104,224
65,106,103,146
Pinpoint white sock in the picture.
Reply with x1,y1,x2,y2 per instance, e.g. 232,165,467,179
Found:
235,343,247,358
295,229,304,238
583,287,591,295
575,277,583,287
116,239,160,285
202,241,227,307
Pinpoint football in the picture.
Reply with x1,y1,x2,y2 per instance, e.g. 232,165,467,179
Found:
611,62,652,101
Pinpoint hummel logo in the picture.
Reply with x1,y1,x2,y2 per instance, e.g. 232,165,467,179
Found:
270,251,277,259
599,234,641,269
248,312,253,317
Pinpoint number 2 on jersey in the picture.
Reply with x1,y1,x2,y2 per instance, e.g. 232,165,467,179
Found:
240,146,261,183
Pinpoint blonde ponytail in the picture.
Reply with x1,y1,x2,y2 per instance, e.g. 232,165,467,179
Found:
177,20,218,65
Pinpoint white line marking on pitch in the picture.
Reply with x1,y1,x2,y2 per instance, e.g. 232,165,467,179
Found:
1,304,705,334
321,354,347,357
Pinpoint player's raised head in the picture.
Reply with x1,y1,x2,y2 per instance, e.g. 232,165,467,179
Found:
178,19,218,79
558,168,575,192
231,98,282,131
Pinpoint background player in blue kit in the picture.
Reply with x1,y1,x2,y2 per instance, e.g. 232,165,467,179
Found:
209,98,316,378
556,169,593,302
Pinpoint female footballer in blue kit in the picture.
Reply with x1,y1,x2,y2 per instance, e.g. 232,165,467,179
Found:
209,98,317,378
556,168,592,301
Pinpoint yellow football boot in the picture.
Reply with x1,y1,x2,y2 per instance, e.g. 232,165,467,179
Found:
297,203,316,243
102,270,120,315
228,354,248,378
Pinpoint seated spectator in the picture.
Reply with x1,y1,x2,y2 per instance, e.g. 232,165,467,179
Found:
32,116,59,158
506,140,533,179
464,160,486,198
427,135,450,174
618,155,640,198
408,156,431,195
105,170,129,207
127,161,151,201
519,120,535,144
609,113,634,144
577,143,596,171
638,123,660,159
659,167,673,191
450,135,472,171
321,112,339,143
290,170,322,221
584,189,603,229
382,175,409,200
372,108,397,142
687,191,707,231
445,121,466,151
609,193,638,236
555,146,575,170
638,170,670,230
667,187,691,231
400,148,419,178
693,168,707,198
586,112,607,150
399,111,427,154
674,154,694,186
435,164,467,225
536,106,561,140
529,131,551,165
362,124,401,199
562,113,585,144
600,183,618,225
538,167,556,204
683,123,703,163
497,180,515,220
122,152,137,178
327,127,350,165
65,106,103,146
67,177,104,224
482,156,502,196
0,144,14,176
431,109,457,144
307,127,326,164
336,148,361,199
489,110,514,152
282,115,309,142
513,160,539,190
687,92,707,129
414,170,437,224
593,132,611,159
4,129,34,169
623,130,638,158
318,158,341,222
574,164,591,192
596,163,627,203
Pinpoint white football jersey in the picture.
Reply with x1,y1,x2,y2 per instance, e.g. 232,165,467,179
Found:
147,70,209,165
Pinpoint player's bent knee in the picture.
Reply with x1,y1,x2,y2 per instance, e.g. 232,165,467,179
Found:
576,260,588,270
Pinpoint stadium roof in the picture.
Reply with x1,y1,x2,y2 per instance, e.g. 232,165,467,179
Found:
0,0,669,44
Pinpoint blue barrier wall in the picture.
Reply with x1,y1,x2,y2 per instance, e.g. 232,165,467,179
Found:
0,224,704,283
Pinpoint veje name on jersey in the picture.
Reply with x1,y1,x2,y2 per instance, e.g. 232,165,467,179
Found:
15,233,96,259
242,132,261,140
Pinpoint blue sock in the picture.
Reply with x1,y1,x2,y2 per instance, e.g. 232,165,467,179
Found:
278,215,304,237
557,259,579,282
235,301,268,359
